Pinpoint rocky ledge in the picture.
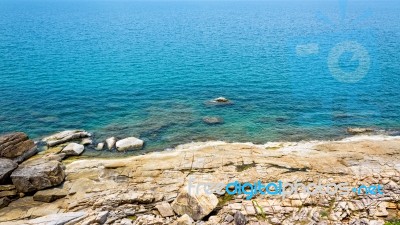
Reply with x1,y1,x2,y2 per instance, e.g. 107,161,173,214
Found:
0,134,399,225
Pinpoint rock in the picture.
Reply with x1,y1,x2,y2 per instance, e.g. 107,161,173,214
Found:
120,218,133,225
95,211,109,224
0,185,16,191
224,214,234,223
61,143,85,156
171,188,218,221
96,143,104,151
116,137,144,151
175,214,194,225
0,158,18,184
10,159,65,193
0,190,17,198
42,130,91,147
347,128,374,135
0,132,37,163
106,137,117,150
234,211,247,225
202,117,224,125
80,138,92,146
0,197,10,209
26,212,86,225
33,188,68,203
156,201,175,217
214,97,230,103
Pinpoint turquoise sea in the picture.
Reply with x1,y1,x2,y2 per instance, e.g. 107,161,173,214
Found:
0,0,399,153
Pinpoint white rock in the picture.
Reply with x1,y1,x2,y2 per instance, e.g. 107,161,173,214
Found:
96,143,104,151
116,137,144,151
42,130,91,147
175,214,194,225
106,137,117,150
61,143,84,156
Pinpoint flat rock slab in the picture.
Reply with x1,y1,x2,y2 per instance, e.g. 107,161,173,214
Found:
42,130,91,147
33,189,68,203
61,143,84,156
10,159,65,193
116,137,144,151
0,159,18,184
0,211,86,225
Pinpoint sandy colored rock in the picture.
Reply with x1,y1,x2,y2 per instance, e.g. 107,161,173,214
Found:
33,188,68,203
42,130,91,147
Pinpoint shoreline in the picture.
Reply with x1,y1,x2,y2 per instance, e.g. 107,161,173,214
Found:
0,132,399,224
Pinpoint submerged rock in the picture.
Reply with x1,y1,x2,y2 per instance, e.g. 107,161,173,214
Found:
10,159,65,193
106,137,117,150
347,127,374,135
61,143,85,156
0,158,18,184
206,97,233,106
0,132,37,163
214,97,230,103
116,137,144,151
171,188,218,221
203,116,224,125
42,130,91,147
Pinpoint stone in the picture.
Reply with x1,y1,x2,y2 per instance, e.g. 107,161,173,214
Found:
116,137,144,151
10,159,65,193
0,185,15,191
96,143,104,151
95,211,109,224
202,117,224,125
121,218,133,225
214,97,229,103
61,143,85,156
156,201,175,217
106,137,117,150
175,214,194,225
26,212,86,225
0,190,17,198
42,130,91,147
0,132,37,163
234,211,247,225
224,214,234,223
0,197,10,209
80,138,92,146
33,188,68,203
0,158,18,184
347,128,374,135
171,188,218,221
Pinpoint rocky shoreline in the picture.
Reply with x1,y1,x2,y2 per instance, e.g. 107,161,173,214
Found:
0,130,399,225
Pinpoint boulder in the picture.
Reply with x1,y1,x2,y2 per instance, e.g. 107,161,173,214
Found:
0,132,37,163
10,159,65,193
171,188,218,221
116,137,144,151
80,138,92,146
202,117,224,125
156,201,175,217
347,128,374,135
175,214,194,225
0,197,10,209
61,143,85,156
96,143,104,151
42,130,91,147
0,158,18,184
33,188,68,203
106,137,117,150
234,211,247,225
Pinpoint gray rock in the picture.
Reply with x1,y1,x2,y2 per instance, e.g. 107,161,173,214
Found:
0,197,10,209
33,188,68,203
42,130,91,147
95,211,109,224
234,211,247,225
27,212,86,225
0,132,37,162
171,188,218,221
0,158,18,184
80,138,92,146
61,143,85,156
106,137,117,150
116,137,144,151
10,159,65,193
202,117,224,125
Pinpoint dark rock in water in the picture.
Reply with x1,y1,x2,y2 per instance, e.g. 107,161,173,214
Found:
0,132,37,162
33,188,68,203
0,197,10,209
203,117,224,125
214,97,229,103
10,159,65,193
206,97,233,106
347,128,374,135
234,211,247,225
42,130,91,147
0,158,18,184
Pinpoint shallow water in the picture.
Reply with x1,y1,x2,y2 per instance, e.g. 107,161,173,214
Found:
0,0,399,153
